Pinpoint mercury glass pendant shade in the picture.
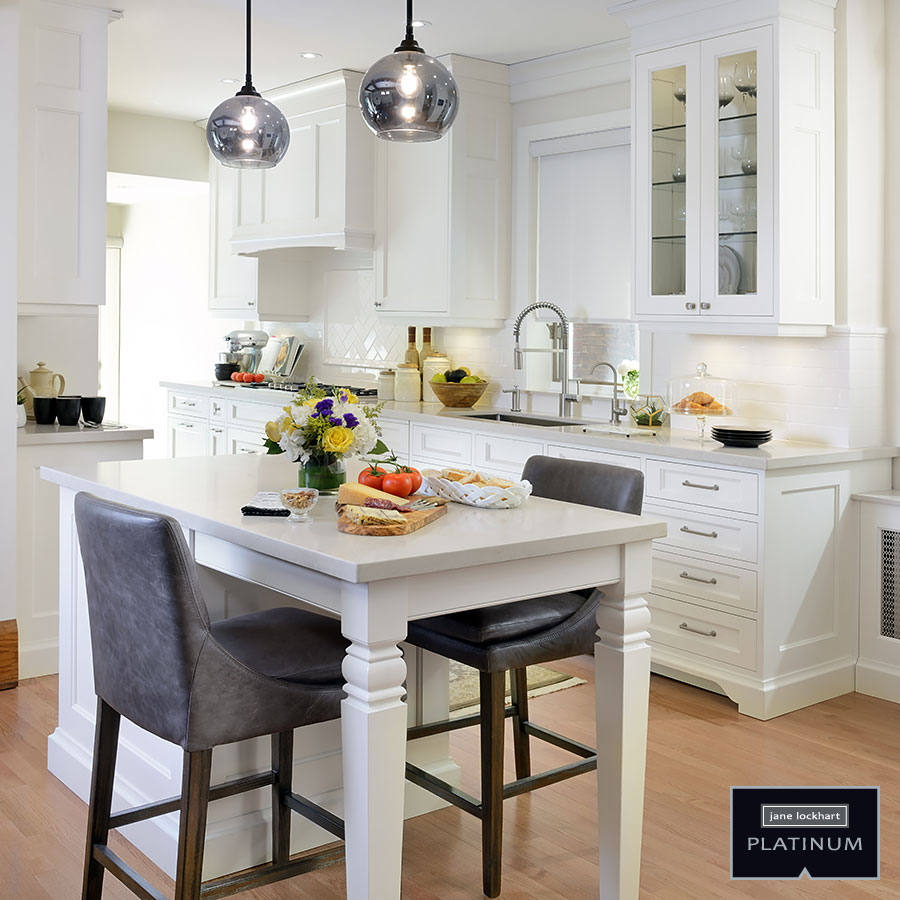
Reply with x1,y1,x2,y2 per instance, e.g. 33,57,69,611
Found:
206,0,290,168
359,2,459,142
207,92,290,168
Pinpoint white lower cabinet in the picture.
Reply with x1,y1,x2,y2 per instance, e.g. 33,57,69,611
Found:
475,434,543,478
167,416,208,458
378,419,410,463
410,424,473,472
546,443,642,471
228,427,267,456
208,424,227,456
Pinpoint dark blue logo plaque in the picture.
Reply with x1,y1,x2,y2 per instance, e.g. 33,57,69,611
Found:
731,787,879,880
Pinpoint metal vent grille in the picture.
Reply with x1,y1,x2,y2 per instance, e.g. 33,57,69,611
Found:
881,529,900,639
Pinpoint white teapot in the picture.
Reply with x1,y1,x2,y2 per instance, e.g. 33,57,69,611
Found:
18,361,66,417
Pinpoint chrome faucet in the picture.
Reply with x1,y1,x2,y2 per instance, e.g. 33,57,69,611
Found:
512,302,580,418
578,361,630,426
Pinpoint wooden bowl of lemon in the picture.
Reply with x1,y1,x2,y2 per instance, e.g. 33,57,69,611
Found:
429,370,488,408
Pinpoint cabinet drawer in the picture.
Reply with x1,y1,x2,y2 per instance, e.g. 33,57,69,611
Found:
475,434,543,476
644,503,758,563
228,427,267,455
168,392,208,419
379,419,410,461
652,549,757,614
168,416,208,459
411,425,473,466
209,395,227,422
228,398,278,428
645,459,758,514
547,443,642,471
648,593,757,671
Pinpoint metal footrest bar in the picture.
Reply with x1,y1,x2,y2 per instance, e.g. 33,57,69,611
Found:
405,762,482,818
283,791,345,840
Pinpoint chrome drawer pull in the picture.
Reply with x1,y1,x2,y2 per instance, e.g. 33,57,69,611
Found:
682,479,719,491
182,401,197,407
680,571,717,585
680,525,718,539
679,622,717,638
180,423,194,429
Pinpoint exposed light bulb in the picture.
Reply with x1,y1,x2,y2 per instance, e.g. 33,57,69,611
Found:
241,137,255,151
239,106,259,133
400,105,416,121
398,65,421,98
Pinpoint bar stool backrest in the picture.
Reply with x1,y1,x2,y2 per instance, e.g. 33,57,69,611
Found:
74,492,212,747
521,456,644,515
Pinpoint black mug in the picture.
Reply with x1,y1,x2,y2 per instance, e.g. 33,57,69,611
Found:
56,395,83,426
32,396,57,425
81,396,106,425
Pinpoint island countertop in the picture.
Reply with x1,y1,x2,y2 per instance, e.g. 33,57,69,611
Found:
40,453,666,584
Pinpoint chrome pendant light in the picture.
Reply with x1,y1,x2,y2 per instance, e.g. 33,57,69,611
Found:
359,0,459,142
206,0,290,168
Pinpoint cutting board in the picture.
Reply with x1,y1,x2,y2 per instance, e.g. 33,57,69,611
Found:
337,499,448,536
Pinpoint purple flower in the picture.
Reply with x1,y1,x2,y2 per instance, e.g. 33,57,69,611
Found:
315,398,334,415
343,413,359,428
329,417,343,427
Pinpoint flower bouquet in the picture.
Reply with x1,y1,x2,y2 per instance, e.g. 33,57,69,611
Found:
263,380,388,492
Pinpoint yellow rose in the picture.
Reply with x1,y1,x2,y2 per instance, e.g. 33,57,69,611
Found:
345,391,359,404
322,426,354,454
265,421,281,441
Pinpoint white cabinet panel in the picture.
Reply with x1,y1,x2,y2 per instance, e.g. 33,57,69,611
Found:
474,434,543,477
168,416,208,458
645,459,758,514
546,443,642,471
644,502,758,563
378,419,410,462
208,424,227,456
228,427,267,456
209,160,257,315
168,392,208,420
18,1,108,309
651,549,758,614
411,425,473,467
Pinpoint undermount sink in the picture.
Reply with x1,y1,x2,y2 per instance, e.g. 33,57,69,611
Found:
461,412,648,437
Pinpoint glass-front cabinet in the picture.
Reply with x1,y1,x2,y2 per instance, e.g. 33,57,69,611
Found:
632,13,834,334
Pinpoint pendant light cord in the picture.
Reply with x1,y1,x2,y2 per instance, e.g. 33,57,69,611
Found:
396,0,423,52
240,0,259,95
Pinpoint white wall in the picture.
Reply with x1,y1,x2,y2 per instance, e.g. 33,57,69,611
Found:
2,0,19,625
108,110,209,183
17,313,100,396
118,191,243,457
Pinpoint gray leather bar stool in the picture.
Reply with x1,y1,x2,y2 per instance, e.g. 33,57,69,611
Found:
74,493,349,900
405,456,644,897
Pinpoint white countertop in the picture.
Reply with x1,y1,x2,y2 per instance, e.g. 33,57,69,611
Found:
18,421,154,447
851,490,900,507
40,454,666,584
161,380,899,472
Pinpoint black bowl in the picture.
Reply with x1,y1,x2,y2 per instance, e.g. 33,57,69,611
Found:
32,396,57,425
81,396,106,425
56,395,83,426
215,363,240,381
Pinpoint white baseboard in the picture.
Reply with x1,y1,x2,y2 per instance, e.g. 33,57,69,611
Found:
856,658,900,704
19,638,59,680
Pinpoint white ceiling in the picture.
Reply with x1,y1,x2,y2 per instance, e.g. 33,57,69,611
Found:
105,1,630,121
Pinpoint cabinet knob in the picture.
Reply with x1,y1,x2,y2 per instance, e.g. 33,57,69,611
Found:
374,301,382,308
700,302,711,310
247,300,254,307
685,302,697,310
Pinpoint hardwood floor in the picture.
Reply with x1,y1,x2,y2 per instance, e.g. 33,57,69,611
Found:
2,664,900,898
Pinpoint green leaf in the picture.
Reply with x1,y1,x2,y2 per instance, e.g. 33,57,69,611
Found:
264,438,284,455
369,439,390,456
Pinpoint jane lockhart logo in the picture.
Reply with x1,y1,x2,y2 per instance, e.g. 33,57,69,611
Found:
731,787,879,879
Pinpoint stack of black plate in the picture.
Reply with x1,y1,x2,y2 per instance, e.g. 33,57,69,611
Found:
711,425,773,448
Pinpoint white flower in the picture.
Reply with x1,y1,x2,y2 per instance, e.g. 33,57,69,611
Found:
617,359,639,377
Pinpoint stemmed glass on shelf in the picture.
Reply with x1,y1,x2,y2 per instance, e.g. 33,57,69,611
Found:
733,62,757,112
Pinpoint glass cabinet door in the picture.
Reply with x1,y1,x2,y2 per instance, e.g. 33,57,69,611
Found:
634,45,701,317
701,28,773,315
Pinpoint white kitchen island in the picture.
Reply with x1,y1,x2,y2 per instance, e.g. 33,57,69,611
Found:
42,453,665,900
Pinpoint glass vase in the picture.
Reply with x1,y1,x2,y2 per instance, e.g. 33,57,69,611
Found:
298,454,346,494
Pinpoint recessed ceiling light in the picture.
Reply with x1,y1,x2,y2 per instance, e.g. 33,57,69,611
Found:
220,77,241,84
411,19,431,27
299,51,322,59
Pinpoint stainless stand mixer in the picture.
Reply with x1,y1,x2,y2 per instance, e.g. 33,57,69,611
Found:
221,330,269,373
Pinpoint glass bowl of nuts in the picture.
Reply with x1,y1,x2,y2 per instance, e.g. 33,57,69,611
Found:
280,488,319,522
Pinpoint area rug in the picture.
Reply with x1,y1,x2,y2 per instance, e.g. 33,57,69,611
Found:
449,660,586,718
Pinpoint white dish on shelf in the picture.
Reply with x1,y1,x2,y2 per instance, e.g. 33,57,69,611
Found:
718,244,741,295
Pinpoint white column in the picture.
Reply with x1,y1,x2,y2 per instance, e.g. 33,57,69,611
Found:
593,539,653,900
340,580,410,900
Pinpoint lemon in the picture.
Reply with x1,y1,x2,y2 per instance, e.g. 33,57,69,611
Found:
460,366,471,375
431,372,447,383
460,375,480,384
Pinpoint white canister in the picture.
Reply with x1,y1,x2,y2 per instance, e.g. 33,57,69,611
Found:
377,369,395,401
394,364,421,402
421,353,452,388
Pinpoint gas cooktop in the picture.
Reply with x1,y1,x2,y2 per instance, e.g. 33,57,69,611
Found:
215,380,378,397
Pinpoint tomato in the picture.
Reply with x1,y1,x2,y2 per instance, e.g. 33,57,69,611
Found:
230,372,240,381
358,466,387,490
401,467,422,493
382,472,413,498
254,373,265,383
242,372,254,382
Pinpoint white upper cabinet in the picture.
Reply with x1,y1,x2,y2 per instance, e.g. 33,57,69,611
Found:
209,159,258,316
18,1,110,312
619,0,836,335
374,56,512,328
230,71,376,254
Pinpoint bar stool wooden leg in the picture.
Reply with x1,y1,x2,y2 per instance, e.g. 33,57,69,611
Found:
82,699,121,900
509,667,532,779
174,749,213,900
480,671,505,899
272,730,294,865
